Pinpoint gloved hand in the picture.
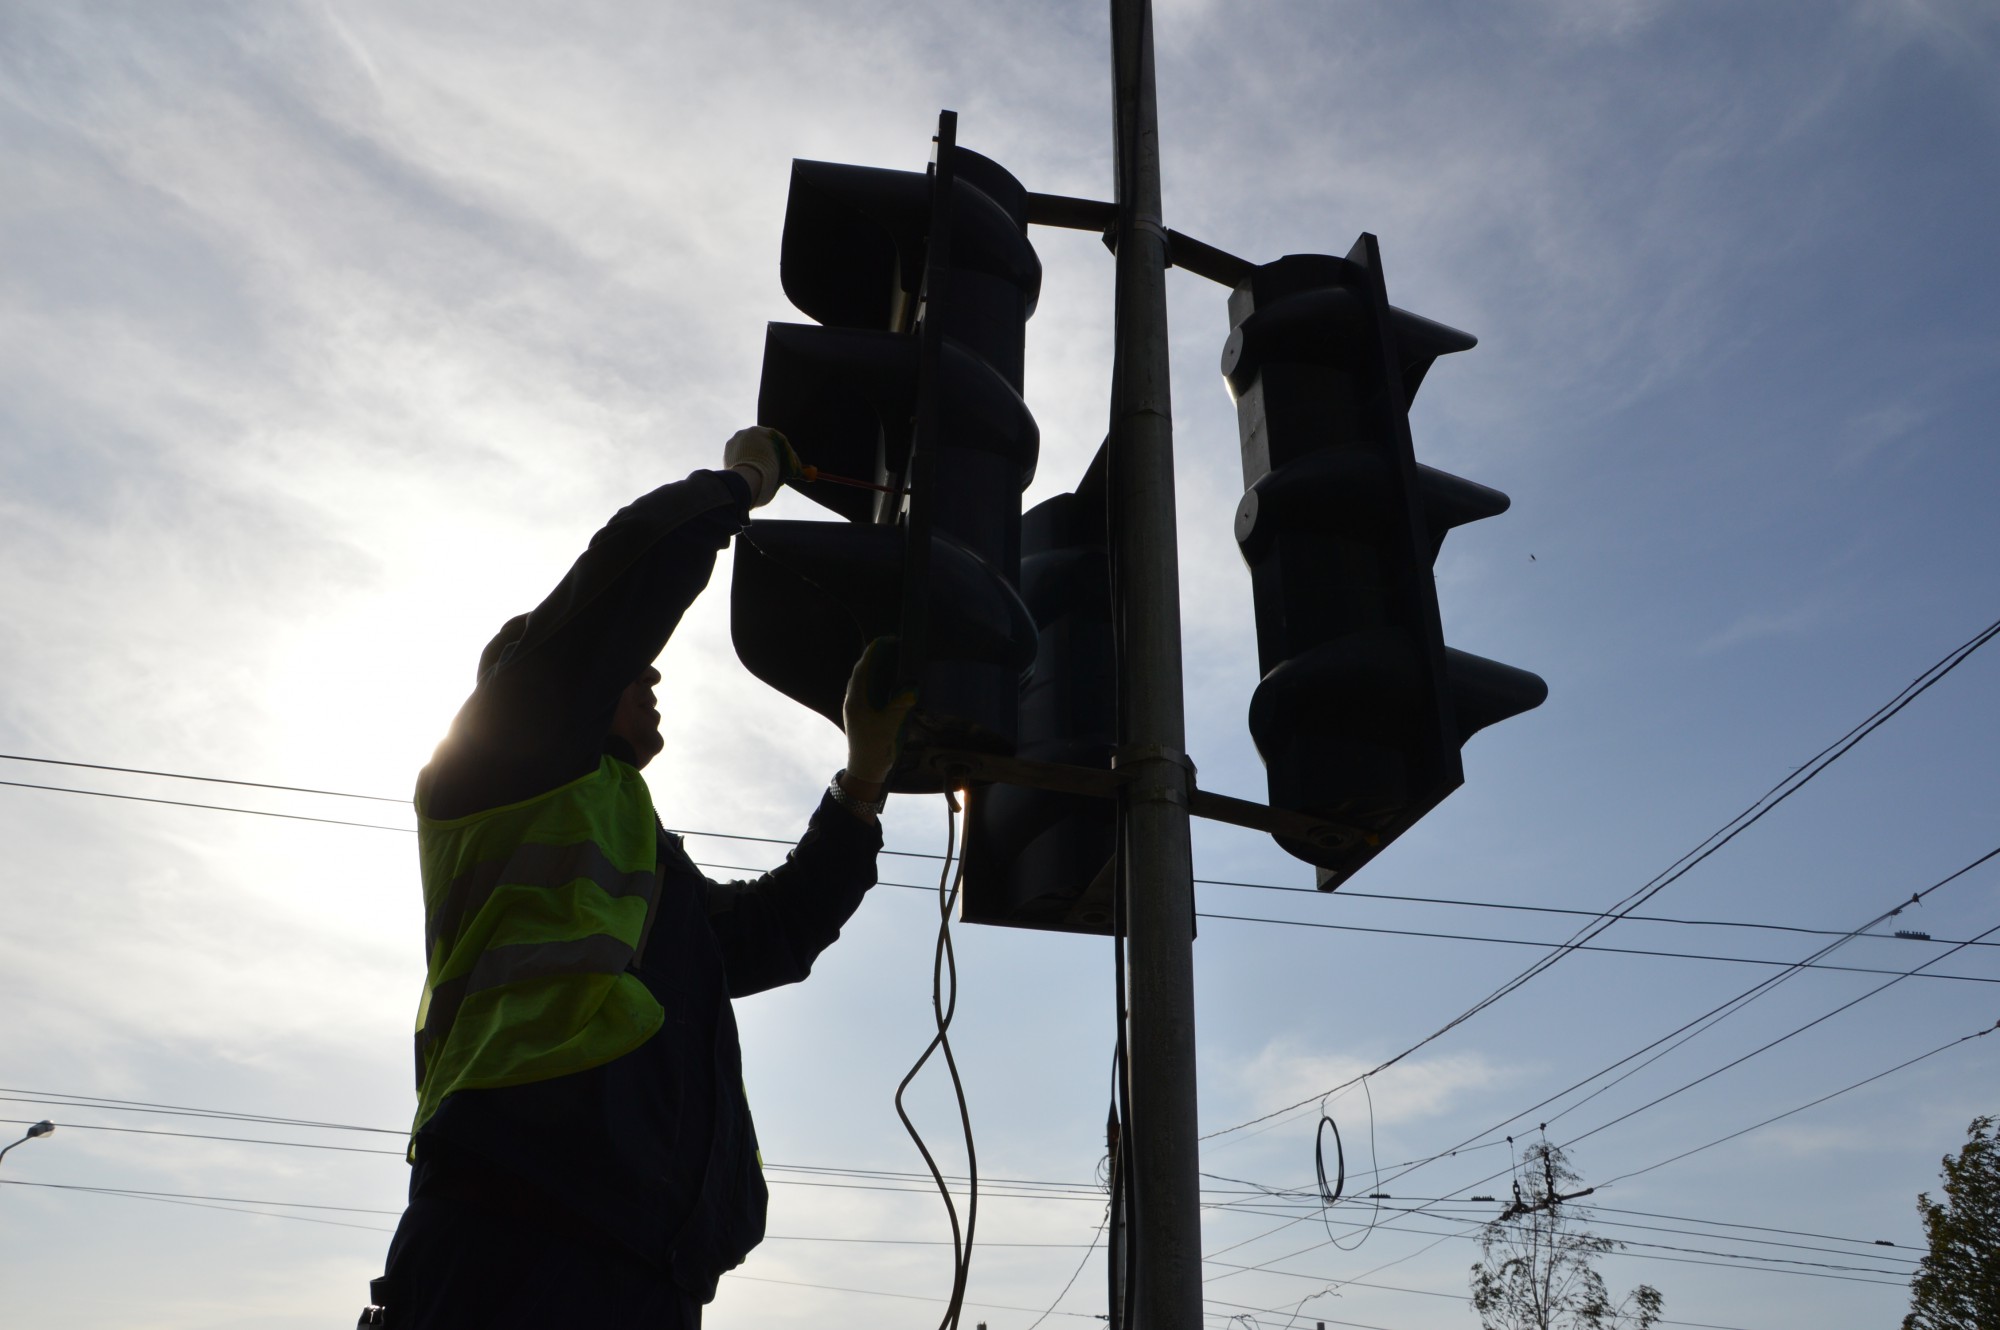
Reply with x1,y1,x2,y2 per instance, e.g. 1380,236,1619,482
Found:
721,426,801,508
842,637,919,784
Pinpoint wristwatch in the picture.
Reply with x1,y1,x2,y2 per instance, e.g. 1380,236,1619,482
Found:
828,770,887,817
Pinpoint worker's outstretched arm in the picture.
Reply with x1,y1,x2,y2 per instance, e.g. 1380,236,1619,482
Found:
419,430,790,820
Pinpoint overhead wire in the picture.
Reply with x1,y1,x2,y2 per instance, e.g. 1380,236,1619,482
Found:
1277,841,2000,1203
1194,908,1999,983
1193,1011,1985,1289
1560,924,2000,1152
1197,875,2000,948
8,610,1992,1307
1202,1189,1919,1266
0,753,409,802
13,767,1991,987
1198,613,2000,1143
11,758,1994,960
0,1117,406,1156
1199,1176,1918,1287
722,1270,1104,1320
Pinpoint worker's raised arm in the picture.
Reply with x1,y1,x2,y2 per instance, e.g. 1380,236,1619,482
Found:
418,429,792,820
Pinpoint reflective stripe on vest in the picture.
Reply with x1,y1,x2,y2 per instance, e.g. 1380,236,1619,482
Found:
410,757,667,1136
425,839,660,961
413,931,641,1087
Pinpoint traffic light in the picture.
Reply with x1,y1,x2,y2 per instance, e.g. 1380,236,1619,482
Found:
960,444,1119,933
730,115,1043,789
1221,234,1546,884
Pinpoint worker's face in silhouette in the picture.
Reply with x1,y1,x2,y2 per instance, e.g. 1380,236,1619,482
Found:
610,666,665,768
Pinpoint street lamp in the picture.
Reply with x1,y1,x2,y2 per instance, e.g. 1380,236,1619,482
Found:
0,1120,54,1168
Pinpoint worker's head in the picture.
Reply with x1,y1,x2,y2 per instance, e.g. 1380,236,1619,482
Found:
609,666,665,768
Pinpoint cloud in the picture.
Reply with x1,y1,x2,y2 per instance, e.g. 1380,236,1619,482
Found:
1230,1038,1515,1129
1695,601,1831,655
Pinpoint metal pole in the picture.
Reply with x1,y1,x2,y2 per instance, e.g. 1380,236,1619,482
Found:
1107,1,1201,1327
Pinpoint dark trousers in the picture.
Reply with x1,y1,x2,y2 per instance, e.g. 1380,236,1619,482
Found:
369,1195,701,1329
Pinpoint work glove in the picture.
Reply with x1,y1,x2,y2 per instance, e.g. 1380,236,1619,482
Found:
842,636,919,784
721,426,801,508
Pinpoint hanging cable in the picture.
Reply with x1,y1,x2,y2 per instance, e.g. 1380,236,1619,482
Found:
891,790,979,1330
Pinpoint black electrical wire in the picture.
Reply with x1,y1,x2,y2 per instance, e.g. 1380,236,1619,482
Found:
0,1117,405,1156
1199,612,2000,1142
9,766,1996,982
1211,1193,1920,1270
0,1088,404,1133
14,754,1996,955
0,778,416,832
1202,1198,1914,1287
1528,854,2000,1142
1024,1208,1111,1330
1209,1277,1762,1330
1296,842,2000,1202
741,867,2000,987
1198,875,2000,949
1193,908,1998,983
1110,801,1138,1330
1351,994,1989,1241
0,752,409,801
723,1270,1105,1321
0,1177,400,1217
890,791,978,1330
1200,1184,1919,1269
1561,918,2000,1154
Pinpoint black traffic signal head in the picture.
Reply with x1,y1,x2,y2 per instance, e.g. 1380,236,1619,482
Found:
731,115,1044,789
1224,235,1545,881
961,443,1118,933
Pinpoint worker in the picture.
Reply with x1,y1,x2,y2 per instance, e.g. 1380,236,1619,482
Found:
360,427,913,1328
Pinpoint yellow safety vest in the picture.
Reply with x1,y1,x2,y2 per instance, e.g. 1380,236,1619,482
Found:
410,756,665,1135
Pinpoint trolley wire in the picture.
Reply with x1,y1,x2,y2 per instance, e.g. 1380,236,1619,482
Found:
1265,842,2000,1199
1198,613,2000,1142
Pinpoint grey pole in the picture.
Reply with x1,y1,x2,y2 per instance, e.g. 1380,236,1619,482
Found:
1107,1,1202,1327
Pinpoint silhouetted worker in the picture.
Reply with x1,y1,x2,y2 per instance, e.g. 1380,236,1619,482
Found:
361,427,912,1329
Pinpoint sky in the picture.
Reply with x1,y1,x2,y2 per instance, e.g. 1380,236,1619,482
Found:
2,1,1997,1327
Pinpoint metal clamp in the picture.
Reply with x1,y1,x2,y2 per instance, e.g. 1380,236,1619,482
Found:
1113,744,1196,778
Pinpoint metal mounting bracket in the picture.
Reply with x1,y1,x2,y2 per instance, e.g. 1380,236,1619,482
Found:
923,747,1365,854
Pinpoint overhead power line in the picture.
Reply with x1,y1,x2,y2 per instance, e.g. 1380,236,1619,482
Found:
1339,843,2000,1198
1200,875,2000,949
1334,997,1999,1242
0,1088,405,1134
1201,1187,1917,1269
1194,909,1999,984
0,779,416,833
1559,928,2000,1153
0,753,409,802
4,773,1991,983
0,1117,406,1157
12,752,1995,955
1200,611,2000,1142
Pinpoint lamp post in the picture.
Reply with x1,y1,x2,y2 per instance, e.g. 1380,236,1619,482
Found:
0,1120,55,1169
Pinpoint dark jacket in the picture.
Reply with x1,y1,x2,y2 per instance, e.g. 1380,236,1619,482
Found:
407,469,879,1300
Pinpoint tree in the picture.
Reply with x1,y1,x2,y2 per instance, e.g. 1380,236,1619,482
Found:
1903,1115,2000,1330
1468,1142,1663,1330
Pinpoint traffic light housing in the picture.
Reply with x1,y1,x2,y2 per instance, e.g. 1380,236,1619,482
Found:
731,115,1043,790
1222,235,1546,884
960,444,1119,933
